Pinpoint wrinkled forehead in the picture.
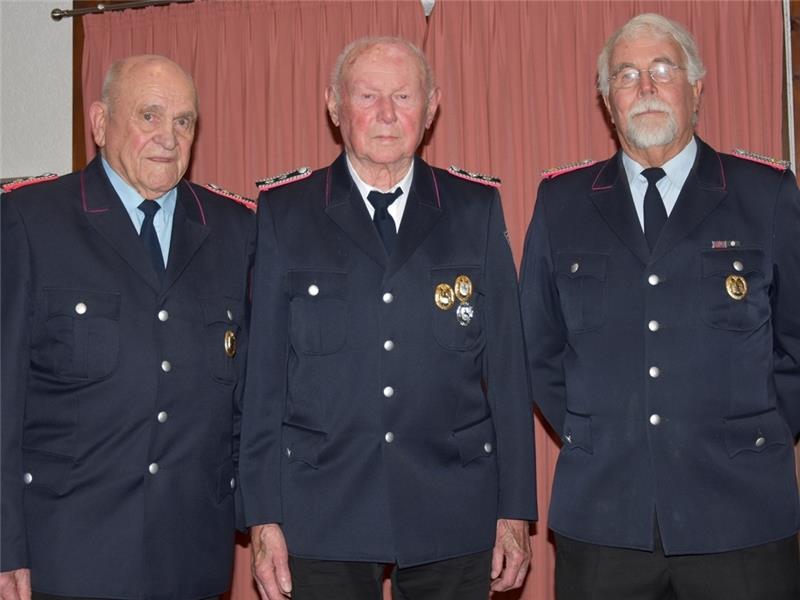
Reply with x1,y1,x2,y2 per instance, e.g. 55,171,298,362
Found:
610,31,684,68
344,43,425,87
117,58,197,110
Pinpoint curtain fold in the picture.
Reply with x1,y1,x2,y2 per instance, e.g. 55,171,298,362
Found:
81,2,785,599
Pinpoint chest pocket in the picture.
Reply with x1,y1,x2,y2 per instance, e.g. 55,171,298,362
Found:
430,266,485,351
33,288,120,380
699,248,769,331
288,270,348,356
201,297,245,384
555,252,608,333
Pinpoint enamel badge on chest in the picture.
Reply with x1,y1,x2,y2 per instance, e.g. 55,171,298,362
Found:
725,274,747,301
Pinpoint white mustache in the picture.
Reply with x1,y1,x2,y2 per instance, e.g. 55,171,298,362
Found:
629,98,674,118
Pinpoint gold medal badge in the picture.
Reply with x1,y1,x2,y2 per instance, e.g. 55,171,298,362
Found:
454,275,473,302
725,274,747,301
435,283,456,310
224,330,237,357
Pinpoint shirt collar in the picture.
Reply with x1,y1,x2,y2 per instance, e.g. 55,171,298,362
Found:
622,136,697,189
345,155,415,200
101,155,177,219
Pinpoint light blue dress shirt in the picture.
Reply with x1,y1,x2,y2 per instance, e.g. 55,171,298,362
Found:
622,136,697,231
101,156,176,266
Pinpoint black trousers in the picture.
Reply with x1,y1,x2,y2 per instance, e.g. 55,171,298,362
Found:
289,550,493,600
555,530,800,600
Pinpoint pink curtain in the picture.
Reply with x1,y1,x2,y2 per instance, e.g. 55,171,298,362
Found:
82,2,786,599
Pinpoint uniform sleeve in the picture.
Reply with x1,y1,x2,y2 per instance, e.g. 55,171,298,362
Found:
237,194,289,526
1,196,31,570
519,183,569,435
771,170,800,439
483,191,537,520
232,210,257,531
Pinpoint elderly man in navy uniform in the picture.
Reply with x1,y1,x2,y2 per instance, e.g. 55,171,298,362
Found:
1,55,254,599
521,13,800,600
239,37,536,600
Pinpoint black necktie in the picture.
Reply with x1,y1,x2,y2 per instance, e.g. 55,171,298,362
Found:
367,188,402,255
642,168,667,251
138,200,165,280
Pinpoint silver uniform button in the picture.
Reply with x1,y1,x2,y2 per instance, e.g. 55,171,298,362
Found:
161,360,172,373
649,366,660,378
286,448,292,458
570,262,579,274
384,432,395,443
564,434,572,444
157,309,169,322
383,386,394,398
75,302,87,315
383,340,395,351
648,320,660,332
483,442,493,453
227,309,234,321
157,411,168,423
148,462,159,475
648,274,660,286
230,477,236,489
382,292,394,304
23,472,33,485
733,260,744,272
755,436,766,447
649,414,662,426
308,284,320,297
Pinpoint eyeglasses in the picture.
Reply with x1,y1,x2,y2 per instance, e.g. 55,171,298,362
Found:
609,63,686,89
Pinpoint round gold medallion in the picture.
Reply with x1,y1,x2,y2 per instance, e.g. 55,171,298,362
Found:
454,275,473,303
725,274,747,301
434,283,456,310
224,330,237,357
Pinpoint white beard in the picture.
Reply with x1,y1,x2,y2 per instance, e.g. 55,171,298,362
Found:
625,97,679,149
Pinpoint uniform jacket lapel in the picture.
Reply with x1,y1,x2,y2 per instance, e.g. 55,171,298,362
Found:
650,137,727,262
386,156,442,279
80,156,162,292
589,154,651,266
163,180,210,291
324,153,389,269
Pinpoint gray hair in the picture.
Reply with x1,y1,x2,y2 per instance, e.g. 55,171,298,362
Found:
597,13,706,97
330,36,436,104
100,54,198,114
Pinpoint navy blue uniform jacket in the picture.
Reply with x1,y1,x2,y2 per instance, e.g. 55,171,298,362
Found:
521,137,800,555
239,154,537,567
1,156,255,598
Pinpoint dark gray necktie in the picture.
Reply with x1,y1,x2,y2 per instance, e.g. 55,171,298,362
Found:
367,188,402,255
138,200,165,281
642,168,667,251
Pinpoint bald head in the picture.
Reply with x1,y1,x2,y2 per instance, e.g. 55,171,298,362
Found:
101,55,198,116
89,54,198,199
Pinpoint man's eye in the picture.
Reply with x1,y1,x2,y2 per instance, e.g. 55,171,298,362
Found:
620,69,639,82
176,117,190,128
143,113,154,122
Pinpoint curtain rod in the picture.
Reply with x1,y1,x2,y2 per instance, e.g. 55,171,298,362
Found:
51,0,193,21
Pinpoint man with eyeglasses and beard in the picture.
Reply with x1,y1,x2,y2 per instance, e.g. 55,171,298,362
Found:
521,13,800,600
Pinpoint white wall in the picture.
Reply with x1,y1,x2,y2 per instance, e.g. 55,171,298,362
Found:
1,0,72,179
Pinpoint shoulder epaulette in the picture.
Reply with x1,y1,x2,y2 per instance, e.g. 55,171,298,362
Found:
448,166,501,188
202,183,257,212
1,173,59,193
732,149,789,171
256,167,312,191
541,160,597,180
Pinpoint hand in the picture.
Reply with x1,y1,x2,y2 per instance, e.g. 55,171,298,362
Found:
490,518,531,592
0,569,31,600
251,523,292,599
